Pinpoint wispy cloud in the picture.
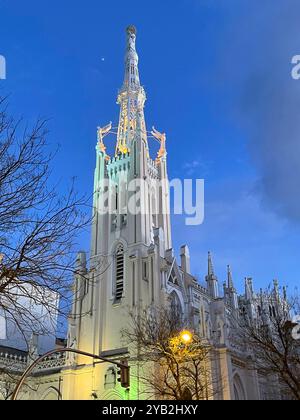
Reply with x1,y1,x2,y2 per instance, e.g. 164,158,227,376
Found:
171,177,299,292
217,1,300,224
183,158,211,176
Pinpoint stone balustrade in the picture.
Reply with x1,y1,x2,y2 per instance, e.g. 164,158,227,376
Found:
0,351,66,374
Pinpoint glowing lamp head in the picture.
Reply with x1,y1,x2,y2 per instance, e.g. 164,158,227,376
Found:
180,330,192,344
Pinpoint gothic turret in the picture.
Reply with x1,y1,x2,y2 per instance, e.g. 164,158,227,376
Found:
206,252,219,299
244,277,256,320
180,245,191,274
224,265,239,310
245,277,254,301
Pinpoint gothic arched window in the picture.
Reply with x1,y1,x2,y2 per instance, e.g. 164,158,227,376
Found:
151,192,157,227
104,367,116,390
114,244,124,302
170,291,182,319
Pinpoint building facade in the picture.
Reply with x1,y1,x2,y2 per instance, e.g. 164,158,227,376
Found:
0,26,287,401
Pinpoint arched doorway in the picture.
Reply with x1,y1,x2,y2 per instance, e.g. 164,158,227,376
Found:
170,291,183,319
182,387,193,400
40,386,61,400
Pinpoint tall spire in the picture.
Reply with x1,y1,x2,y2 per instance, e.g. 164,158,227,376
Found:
224,264,239,310
206,252,219,299
227,265,234,289
208,251,214,276
123,25,140,89
116,26,148,156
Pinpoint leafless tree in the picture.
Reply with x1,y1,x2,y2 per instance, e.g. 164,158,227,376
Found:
0,370,20,400
0,368,38,400
0,96,89,348
122,306,221,400
232,289,300,400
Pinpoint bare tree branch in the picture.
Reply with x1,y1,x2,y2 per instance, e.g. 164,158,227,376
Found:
0,96,90,349
122,305,222,400
231,288,300,400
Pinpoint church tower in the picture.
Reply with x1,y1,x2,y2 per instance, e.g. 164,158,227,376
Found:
64,26,173,400
91,25,172,259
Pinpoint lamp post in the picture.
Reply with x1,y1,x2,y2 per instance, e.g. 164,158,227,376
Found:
11,348,130,400
169,330,193,349
172,330,193,401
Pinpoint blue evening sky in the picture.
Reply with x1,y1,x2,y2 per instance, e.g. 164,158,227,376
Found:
1,0,300,294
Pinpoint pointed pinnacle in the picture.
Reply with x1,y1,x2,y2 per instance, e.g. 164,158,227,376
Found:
208,252,214,276
227,265,234,289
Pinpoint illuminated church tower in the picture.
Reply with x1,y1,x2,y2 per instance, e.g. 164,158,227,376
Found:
60,26,267,402
63,26,174,400
91,25,172,259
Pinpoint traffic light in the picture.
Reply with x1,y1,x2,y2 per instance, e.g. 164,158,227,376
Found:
117,359,130,389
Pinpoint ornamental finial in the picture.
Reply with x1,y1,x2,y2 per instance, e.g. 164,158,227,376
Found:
97,122,112,153
126,25,137,36
151,126,166,162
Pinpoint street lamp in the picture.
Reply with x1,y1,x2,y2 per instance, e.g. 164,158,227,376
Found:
180,330,193,344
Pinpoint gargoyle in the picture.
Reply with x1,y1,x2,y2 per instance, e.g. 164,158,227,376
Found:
97,122,112,152
151,126,167,161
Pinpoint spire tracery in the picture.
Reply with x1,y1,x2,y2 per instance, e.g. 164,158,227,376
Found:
115,26,148,156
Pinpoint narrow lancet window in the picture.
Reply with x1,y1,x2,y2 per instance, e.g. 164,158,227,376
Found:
115,244,124,301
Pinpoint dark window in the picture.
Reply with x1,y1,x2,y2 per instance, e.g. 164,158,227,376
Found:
143,260,148,280
170,292,182,319
169,270,179,286
115,185,118,211
269,306,273,317
115,244,124,301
